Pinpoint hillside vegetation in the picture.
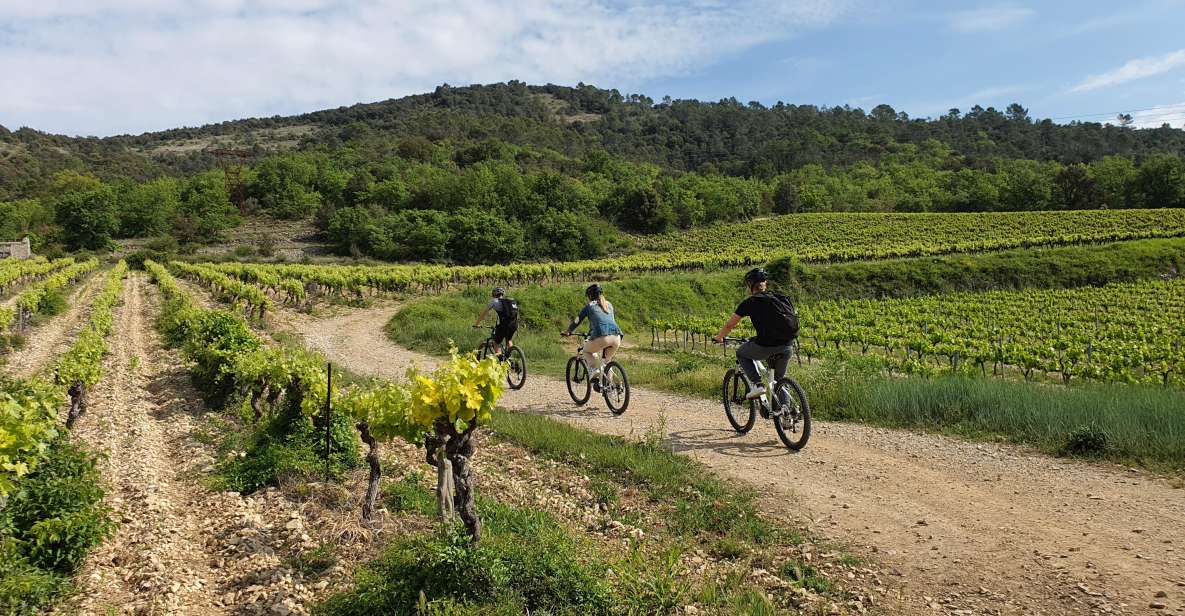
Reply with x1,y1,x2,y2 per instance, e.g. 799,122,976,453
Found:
3,82,1185,267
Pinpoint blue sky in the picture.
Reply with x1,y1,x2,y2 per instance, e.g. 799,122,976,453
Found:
2,0,1184,137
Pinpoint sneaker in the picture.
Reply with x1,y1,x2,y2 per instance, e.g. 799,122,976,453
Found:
744,386,766,401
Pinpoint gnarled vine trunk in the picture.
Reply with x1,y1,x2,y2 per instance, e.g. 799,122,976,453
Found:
429,420,481,542
356,421,382,520
65,381,87,429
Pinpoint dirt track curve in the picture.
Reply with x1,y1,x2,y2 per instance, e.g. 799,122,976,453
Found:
282,302,1185,616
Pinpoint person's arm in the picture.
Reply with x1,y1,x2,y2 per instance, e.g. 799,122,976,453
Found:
713,314,743,343
564,305,589,335
474,304,492,328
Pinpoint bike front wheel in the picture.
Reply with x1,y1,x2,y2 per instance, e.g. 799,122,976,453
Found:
505,346,527,390
602,361,630,415
771,378,811,451
722,368,756,434
566,356,591,405
475,340,492,361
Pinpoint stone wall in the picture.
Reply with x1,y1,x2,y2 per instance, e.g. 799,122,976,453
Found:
0,237,32,260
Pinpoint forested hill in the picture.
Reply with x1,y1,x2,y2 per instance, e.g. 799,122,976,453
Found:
4,81,1185,195
4,82,1185,267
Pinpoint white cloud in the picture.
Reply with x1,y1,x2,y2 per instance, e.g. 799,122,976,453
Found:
948,6,1035,32
1070,49,1185,93
0,0,854,136
1126,102,1185,128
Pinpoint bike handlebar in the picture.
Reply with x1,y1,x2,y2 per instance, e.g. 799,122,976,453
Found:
716,336,749,345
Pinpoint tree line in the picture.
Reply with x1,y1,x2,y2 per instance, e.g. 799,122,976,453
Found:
2,134,1183,264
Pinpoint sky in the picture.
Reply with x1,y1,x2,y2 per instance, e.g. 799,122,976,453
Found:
2,0,1184,137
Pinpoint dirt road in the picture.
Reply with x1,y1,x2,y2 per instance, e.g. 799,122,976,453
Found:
286,303,1185,616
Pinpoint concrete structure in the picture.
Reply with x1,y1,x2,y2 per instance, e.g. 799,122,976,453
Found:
0,237,32,260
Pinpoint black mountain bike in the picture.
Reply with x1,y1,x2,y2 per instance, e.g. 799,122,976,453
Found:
475,326,527,390
719,337,811,450
562,332,629,414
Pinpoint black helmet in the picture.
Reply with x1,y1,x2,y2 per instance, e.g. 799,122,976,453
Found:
492,287,505,297
744,268,769,285
585,284,602,301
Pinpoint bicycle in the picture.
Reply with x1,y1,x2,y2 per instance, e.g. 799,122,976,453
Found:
561,331,629,414
474,326,527,390
719,337,811,450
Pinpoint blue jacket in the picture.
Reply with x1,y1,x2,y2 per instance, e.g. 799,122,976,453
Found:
574,301,623,338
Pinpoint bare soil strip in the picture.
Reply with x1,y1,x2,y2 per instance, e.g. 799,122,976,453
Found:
65,273,320,615
282,302,1185,616
4,270,103,379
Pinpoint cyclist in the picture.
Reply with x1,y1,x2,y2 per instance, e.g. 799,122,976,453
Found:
562,284,623,387
712,268,799,401
474,287,519,359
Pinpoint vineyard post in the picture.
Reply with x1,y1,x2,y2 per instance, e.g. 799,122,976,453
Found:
324,362,332,480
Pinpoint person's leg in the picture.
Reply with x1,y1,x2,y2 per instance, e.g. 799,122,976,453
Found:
600,335,621,362
771,345,791,381
583,336,610,374
735,340,765,385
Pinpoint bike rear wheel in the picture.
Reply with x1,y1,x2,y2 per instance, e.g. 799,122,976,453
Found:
565,356,591,405
722,368,756,434
602,361,630,415
771,378,811,451
505,346,527,390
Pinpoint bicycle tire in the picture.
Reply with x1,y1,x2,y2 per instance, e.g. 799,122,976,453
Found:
475,339,492,360
722,368,756,434
602,361,630,415
565,356,591,405
771,378,811,451
505,346,527,390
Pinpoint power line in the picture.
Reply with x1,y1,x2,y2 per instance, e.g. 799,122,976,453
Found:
1048,105,1185,121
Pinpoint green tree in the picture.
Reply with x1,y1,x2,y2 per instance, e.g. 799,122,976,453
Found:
175,172,240,243
612,185,673,233
1088,156,1137,209
447,208,526,264
55,186,119,250
1053,164,1102,210
1132,154,1185,208
117,177,181,237
528,209,604,261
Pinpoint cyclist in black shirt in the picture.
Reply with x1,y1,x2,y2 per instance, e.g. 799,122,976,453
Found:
712,268,796,400
474,287,518,359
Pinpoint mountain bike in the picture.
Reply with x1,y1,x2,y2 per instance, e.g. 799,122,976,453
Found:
561,332,629,414
719,337,811,450
474,326,527,390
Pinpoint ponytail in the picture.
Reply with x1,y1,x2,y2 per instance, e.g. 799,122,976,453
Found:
597,295,609,314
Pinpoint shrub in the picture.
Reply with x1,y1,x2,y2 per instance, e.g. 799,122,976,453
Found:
1062,424,1109,457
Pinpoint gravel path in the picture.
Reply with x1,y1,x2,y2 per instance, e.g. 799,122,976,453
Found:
281,302,1185,616
3,270,102,379
65,273,322,615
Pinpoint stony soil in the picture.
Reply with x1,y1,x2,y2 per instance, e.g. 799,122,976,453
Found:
3,270,103,379
62,274,334,615
281,301,1185,616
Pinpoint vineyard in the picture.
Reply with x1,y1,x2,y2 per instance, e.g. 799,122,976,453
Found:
188,209,1185,296
648,278,1185,386
3,209,1185,615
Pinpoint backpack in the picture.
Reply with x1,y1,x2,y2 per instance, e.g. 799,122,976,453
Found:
764,292,800,341
496,297,520,324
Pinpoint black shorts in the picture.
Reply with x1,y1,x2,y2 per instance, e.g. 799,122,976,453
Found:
493,321,517,344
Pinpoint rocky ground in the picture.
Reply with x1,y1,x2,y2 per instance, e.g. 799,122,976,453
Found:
281,301,1185,616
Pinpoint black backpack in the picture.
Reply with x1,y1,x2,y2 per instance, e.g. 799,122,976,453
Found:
764,292,800,340
496,297,520,324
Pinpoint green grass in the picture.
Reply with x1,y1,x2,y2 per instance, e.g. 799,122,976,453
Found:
387,237,1185,473
488,412,787,546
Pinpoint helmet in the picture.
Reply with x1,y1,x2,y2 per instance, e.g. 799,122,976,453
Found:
492,287,505,297
585,284,602,301
744,268,769,285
